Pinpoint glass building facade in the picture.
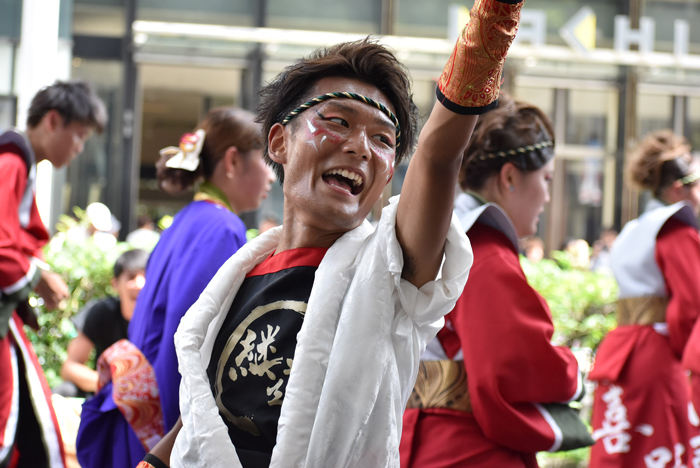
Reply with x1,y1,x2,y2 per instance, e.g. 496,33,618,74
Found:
2,0,700,253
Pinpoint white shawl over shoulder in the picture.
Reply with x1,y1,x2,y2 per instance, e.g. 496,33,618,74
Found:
172,196,472,468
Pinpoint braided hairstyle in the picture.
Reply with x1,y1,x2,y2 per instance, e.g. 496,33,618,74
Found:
459,94,555,191
627,130,694,197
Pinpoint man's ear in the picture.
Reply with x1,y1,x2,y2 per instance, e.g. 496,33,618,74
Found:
268,123,288,165
45,109,63,131
111,277,118,290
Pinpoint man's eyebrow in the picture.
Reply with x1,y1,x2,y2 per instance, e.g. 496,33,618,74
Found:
324,100,396,131
324,100,358,115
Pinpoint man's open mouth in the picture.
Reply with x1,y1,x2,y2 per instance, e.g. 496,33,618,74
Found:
322,169,364,195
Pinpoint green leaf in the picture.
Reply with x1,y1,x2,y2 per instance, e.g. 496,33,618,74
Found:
521,252,618,352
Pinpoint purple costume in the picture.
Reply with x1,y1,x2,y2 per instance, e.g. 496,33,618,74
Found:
76,200,247,468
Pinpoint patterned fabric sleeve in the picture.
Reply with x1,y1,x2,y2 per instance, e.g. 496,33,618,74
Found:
437,0,523,114
97,339,165,451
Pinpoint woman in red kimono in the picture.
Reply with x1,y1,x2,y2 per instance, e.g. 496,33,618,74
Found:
400,96,591,468
589,130,700,468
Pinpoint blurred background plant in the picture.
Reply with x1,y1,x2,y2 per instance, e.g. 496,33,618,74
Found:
24,207,129,388
537,447,591,468
522,250,618,351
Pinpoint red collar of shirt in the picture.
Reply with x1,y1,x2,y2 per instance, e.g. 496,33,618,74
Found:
247,247,328,278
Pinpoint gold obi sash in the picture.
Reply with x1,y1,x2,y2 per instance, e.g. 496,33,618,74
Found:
616,296,668,326
406,360,472,412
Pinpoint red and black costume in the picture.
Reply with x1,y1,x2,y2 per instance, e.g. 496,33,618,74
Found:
0,129,66,468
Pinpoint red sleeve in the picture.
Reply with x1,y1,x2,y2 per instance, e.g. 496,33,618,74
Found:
452,223,581,452
655,218,700,364
0,152,39,293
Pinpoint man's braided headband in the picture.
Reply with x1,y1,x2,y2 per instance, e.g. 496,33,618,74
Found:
281,92,401,149
478,140,554,161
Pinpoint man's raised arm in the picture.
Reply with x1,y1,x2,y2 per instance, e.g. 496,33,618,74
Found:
396,0,523,287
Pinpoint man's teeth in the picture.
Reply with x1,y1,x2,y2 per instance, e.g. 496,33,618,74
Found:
325,169,363,187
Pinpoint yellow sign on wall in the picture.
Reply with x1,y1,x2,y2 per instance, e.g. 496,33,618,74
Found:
560,6,597,53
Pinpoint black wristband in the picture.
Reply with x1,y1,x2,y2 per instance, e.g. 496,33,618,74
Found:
436,88,499,116
144,453,169,468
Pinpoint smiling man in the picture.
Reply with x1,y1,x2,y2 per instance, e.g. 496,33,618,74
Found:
139,1,524,467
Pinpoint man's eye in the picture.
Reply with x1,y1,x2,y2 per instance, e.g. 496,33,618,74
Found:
316,111,348,127
378,135,394,148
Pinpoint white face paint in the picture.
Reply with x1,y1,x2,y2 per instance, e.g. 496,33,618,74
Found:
306,118,318,151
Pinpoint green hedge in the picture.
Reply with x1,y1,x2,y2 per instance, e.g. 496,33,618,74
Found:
522,252,618,351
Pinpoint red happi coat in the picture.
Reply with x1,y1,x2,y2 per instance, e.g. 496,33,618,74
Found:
0,130,65,468
401,195,583,468
589,201,700,468
684,304,700,464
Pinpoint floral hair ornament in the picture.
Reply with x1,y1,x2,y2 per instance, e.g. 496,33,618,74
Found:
281,92,401,149
163,129,206,172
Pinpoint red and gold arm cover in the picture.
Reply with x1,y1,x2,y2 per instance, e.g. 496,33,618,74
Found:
136,454,169,468
437,0,524,115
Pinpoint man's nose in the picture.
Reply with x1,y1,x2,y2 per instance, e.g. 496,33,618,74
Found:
342,128,371,160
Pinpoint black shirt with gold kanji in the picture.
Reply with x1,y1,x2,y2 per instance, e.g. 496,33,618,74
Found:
207,247,327,468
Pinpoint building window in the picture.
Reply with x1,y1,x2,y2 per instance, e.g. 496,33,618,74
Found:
566,89,615,147
267,0,381,33
0,95,16,130
637,93,672,138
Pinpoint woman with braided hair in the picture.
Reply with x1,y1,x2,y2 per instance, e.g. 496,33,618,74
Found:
588,130,700,468
401,95,593,468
